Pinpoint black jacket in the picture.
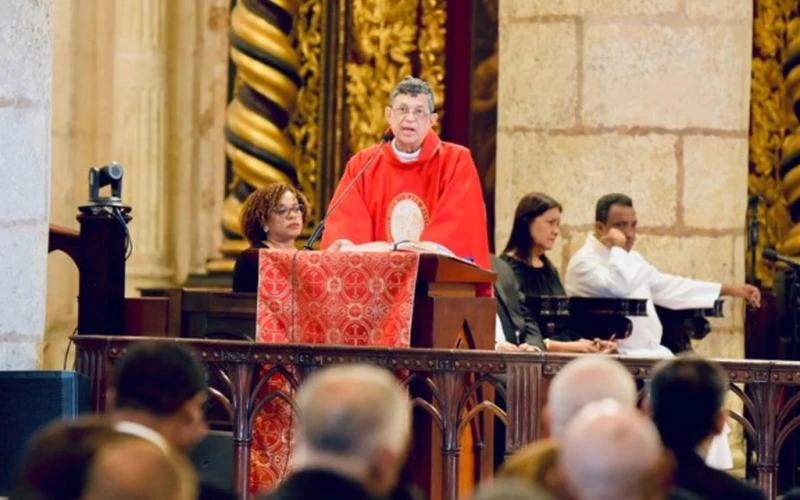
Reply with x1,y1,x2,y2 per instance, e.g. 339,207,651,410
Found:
258,469,384,500
490,255,546,351
673,450,766,500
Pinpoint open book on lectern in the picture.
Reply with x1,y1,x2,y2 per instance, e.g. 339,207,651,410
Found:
339,240,479,266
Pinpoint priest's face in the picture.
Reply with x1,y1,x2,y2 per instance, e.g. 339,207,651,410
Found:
266,190,305,242
530,207,561,252
601,204,637,251
385,93,438,152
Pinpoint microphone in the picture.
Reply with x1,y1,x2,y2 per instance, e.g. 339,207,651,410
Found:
303,131,394,250
762,247,800,269
749,195,760,249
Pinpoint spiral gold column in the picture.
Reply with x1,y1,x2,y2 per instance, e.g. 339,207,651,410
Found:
781,29,800,257
210,0,301,272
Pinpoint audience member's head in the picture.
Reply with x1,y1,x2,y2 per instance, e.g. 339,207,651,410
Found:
292,364,412,497
546,356,637,436
498,438,567,498
10,417,124,500
594,193,636,251
649,355,728,455
561,400,669,500
110,341,208,452
81,436,197,500
472,477,555,500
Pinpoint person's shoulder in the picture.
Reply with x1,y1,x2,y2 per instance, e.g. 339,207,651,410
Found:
439,140,471,155
438,141,476,168
347,143,384,167
678,459,765,500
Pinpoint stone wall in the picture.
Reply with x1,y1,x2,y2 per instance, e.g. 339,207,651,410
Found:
496,0,753,360
0,1,53,369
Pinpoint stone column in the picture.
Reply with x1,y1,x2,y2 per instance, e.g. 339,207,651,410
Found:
497,0,752,358
112,0,174,290
0,1,53,369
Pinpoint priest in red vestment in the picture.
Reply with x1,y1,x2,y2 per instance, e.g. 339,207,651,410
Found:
321,76,491,277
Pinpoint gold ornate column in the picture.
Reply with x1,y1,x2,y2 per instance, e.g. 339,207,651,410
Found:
780,14,800,258
212,0,302,271
749,0,800,284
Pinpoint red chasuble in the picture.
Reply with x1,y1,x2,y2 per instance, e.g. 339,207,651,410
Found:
321,130,491,278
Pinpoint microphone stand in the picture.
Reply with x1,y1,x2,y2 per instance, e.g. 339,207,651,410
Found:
303,131,394,250
749,195,760,287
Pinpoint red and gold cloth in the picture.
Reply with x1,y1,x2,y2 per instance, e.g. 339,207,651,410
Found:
249,250,419,494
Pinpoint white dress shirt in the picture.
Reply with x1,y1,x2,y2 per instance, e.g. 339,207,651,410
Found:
564,234,720,356
564,233,732,470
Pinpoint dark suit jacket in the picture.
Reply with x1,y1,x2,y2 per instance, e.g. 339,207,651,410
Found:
258,469,383,500
490,254,546,351
232,245,265,293
673,450,765,500
668,487,706,500
199,482,239,500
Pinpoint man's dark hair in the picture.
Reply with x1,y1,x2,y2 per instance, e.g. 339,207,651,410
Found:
112,341,207,416
649,355,727,453
595,193,633,223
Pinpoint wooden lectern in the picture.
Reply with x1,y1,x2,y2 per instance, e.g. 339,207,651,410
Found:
404,255,497,500
124,253,497,499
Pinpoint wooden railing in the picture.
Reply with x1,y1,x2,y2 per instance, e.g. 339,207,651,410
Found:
73,336,800,500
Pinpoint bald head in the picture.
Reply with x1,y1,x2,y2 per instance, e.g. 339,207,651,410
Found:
548,357,637,436
293,364,411,495
561,402,666,500
82,438,193,500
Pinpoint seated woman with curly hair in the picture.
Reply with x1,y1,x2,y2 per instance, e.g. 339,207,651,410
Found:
232,182,309,292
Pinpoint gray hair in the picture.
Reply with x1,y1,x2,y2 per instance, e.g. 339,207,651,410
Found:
390,76,435,112
547,356,637,437
293,364,411,464
561,403,663,500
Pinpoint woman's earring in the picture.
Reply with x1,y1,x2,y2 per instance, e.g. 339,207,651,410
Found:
263,226,269,234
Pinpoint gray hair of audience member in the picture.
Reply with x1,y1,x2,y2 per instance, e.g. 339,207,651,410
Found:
293,364,412,466
472,478,555,500
561,400,666,500
547,356,637,437
390,76,435,113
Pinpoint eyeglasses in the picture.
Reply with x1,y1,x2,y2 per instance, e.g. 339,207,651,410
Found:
391,105,431,120
271,204,306,217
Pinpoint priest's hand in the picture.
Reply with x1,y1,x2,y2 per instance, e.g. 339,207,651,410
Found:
722,284,761,308
328,239,355,252
600,228,627,249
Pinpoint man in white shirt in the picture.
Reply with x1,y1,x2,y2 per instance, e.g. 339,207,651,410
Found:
565,193,760,357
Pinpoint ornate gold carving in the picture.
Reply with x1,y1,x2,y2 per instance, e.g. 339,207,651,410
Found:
287,0,324,225
345,0,447,155
749,0,799,284
217,0,302,269
419,0,447,113
346,1,420,154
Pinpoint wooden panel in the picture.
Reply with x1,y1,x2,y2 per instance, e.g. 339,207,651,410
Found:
123,297,169,336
